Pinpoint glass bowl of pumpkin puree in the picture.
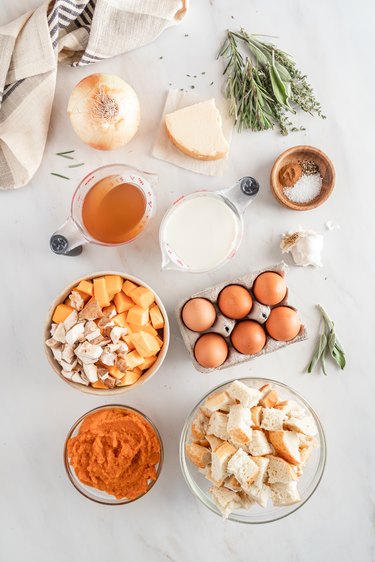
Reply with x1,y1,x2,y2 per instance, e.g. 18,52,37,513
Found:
64,405,163,504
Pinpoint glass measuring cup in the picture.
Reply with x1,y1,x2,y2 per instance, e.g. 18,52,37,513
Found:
50,164,156,256
159,176,259,273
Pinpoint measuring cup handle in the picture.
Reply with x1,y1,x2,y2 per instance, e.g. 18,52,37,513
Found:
50,217,86,256
221,176,260,215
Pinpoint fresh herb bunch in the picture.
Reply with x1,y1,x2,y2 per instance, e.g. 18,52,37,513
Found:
307,305,346,376
219,30,325,135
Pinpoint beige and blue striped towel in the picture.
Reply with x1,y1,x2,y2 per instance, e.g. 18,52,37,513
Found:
0,0,187,189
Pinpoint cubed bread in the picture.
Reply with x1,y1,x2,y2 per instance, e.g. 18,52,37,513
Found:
260,408,286,431
225,474,242,492
201,390,233,417
284,415,318,437
198,465,224,487
251,456,269,487
191,411,209,440
209,486,243,519
246,483,270,508
268,431,301,465
247,430,273,456
270,482,301,506
186,443,211,469
227,405,253,446
227,380,262,408
275,399,306,419
206,434,224,452
227,448,259,489
207,412,228,440
211,442,237,482
251,406,262,428
259,384,278,408
266,455,298,484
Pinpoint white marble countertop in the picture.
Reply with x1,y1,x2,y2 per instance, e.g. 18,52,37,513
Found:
1,1,374,561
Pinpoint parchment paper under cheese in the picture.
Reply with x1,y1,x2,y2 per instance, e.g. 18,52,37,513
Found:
152,89,233,176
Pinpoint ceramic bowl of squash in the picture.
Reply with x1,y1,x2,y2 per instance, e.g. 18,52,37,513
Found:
44,271,169,395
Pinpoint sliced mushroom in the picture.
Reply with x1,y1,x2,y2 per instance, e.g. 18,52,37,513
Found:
64,309,78,331
65,322,85,345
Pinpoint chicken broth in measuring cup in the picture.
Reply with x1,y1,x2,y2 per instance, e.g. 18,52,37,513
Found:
82,177,146,244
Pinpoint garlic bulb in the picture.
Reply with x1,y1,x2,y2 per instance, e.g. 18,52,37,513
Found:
67,73,140,150
280,229,323,267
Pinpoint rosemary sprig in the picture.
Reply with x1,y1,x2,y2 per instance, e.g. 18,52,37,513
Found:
67,162,85,168
56,150,75,160
307,305,346,375
219,30,325,135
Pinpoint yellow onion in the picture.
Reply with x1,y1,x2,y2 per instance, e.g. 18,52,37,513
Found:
67,73,140,150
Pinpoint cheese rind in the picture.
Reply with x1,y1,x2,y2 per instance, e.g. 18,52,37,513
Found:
165,99,229,161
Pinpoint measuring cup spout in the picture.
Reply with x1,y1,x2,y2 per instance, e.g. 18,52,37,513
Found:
221,176,260,215
50,217,86,256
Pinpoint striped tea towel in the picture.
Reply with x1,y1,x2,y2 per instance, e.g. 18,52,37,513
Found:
0,0,187,190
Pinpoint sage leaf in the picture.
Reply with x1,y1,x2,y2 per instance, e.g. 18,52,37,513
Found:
307,332,327,373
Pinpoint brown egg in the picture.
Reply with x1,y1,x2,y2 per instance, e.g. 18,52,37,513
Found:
194,333,228,368
253,271,287,306
181,298,217,332
231,321,267,355
218,285,253,320
266,306,301,341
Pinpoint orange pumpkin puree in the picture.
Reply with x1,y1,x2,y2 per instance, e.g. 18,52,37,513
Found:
67,408,160,499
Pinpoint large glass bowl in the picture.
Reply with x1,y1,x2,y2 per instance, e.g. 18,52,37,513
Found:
64,405,163,505
180,377,326,524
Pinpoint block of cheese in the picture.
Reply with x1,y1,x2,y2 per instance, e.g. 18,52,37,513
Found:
130,286,155,309
127,306,149,326
114,292,134,314
52,303,75,323
105,275,123,297
131,332,161,357
122,280,138,296
75,280,93,296
125,350,145,369
93,277,111,308
127,322,158,336
138,355,158,371
165,99,229,161
149,304,164,330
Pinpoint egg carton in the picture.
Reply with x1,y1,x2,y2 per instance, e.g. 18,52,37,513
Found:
176,262,307,373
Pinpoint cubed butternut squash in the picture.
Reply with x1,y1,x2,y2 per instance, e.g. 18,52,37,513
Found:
113,312,128,327
52,303,75,323
114,292,134,314
122,279,138,296
138,355,158,371
149,304,164,330
130,286,155,309
118,370,142,386
93,277,111,308
127,306,149,326
124,350,145,369
127,322,157,336
105,275,123,297
130,332,161,358
75,280,94,296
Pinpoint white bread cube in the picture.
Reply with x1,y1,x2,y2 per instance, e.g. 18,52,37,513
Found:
284,415,318,437
201,390,234,416
227,448,259,489
261,408,286,431
186,443,211,468
275,399,305,419
246,484,270,508
268,431,301,465
259,384,278,408
266,455,298,484
270,481,301,506
211,441,236,482
251,456,269,487
206,434,224,452
191,411,209,440
207,411,228,440
227,380,262,408
250,406,262,428
248,430,273,456
227,404,253,446
224,474,242,492
198,465,224,487
209,486,243,519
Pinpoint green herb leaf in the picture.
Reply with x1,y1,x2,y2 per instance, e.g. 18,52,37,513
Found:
306,304,346,375
307,332,327,373
50,172,70,180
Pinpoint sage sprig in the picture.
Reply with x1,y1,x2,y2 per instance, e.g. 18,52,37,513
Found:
218,30,325,135
307,305,346,375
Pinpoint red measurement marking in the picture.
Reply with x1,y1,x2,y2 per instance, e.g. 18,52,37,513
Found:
130,175,135,181
138,177,144,185
83,175,95,185
174,195,185,205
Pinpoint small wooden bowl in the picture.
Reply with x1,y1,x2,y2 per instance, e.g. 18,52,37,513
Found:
44,271,169,396
270,146,335,211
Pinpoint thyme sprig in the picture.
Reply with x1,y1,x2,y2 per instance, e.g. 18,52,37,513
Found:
307,305,346,375
219,30,325,135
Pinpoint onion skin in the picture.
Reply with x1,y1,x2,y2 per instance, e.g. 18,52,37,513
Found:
67,73,140,151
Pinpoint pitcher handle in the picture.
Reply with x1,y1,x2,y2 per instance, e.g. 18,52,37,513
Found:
220,176,260,215
50,217,87,256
